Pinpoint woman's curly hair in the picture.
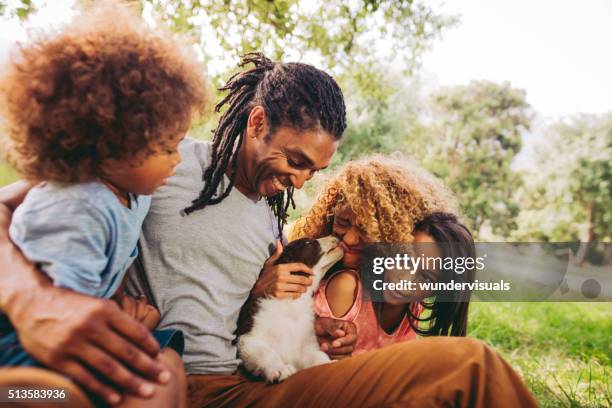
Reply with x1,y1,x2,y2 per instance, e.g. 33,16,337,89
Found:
290,154,457,243
0,1,206,182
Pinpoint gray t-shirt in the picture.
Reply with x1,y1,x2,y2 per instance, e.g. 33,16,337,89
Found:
126,138,279,374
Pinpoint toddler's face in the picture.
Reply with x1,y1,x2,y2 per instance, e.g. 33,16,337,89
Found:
104,133,185,196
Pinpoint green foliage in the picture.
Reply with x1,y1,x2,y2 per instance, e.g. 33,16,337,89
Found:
515,114,612,243
0,0,36,20
140,0,456,87
0,161,18,187
422,80,532,238
333,70,424,164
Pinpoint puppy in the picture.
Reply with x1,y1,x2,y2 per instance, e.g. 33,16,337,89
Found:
237,236,344,382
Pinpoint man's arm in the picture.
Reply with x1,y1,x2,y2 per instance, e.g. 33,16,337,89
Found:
0,181,41,311
0,180,31,212
0,182,169,405
247,239,357,358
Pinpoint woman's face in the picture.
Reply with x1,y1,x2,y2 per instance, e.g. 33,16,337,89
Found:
383,231,442,305
331,205,443,304
331,205,369,269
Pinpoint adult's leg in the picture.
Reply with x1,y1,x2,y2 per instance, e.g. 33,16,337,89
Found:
0,367,93,407
188,337,537,408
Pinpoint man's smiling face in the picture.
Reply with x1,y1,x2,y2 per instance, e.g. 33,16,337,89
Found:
242,106,339,198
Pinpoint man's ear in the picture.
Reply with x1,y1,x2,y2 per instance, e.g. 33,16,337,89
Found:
246,105,268,140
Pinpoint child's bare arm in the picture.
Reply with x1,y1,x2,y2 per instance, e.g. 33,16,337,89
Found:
114,293,161,331
325,270,359,318
112,273,160,331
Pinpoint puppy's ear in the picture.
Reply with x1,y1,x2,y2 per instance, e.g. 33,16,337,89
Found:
276,238,321,268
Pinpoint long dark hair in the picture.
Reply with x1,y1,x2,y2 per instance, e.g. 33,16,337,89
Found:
183,53,346,237
407,212,476,336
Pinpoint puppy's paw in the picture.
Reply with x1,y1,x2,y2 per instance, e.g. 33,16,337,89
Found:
277,363,297,381
263,363,296,383
305,350,332,367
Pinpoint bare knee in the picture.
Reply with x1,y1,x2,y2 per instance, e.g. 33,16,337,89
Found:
118,348,186,408
160,348,187,403
161,348,185,379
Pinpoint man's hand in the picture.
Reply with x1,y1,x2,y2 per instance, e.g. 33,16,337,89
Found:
314,316,357,360
115,294,161,330
251,240,314,300
0,208,170,405
9,285,171,405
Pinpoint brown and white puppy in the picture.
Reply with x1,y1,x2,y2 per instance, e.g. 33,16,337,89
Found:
237,236,343,382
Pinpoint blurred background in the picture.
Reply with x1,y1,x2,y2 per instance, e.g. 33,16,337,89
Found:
0,1,610,406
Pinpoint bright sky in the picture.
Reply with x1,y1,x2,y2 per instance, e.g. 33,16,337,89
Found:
422,0,612,119
1,0,610,121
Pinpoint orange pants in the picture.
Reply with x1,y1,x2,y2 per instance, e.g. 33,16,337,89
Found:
187,337,537,408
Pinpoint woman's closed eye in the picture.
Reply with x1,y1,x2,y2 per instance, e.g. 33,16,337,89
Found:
334,217,351,228
421,270,438,284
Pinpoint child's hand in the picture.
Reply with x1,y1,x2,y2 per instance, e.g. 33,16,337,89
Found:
315,316,357,359
115,294,160,330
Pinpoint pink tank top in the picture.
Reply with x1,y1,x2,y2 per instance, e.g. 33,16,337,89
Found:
313,269,419,355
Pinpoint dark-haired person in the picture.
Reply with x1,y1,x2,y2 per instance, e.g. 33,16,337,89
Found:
314,211,476,354
295,156,475,348
0,53,537,407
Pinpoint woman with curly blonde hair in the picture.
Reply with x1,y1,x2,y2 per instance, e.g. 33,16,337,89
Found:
291,155,475,355
291,154,455,243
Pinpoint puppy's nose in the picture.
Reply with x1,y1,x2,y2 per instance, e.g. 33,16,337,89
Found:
317,235,340,253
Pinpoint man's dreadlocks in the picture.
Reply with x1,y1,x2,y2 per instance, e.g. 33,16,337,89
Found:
183,53,346,238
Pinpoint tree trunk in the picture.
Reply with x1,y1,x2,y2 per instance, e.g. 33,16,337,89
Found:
574,203,595,265
603,244,612,266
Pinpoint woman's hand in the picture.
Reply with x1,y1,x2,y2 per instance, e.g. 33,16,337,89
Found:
251,240,314,300
115,294,161,331
314,317,357,360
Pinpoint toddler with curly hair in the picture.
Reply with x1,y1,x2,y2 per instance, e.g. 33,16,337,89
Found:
0,2,205,406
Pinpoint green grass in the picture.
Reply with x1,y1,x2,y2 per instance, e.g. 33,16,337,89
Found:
0,161,18,187
468,302,611,407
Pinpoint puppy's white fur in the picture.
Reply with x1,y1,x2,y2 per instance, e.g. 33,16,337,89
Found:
237,236,344,382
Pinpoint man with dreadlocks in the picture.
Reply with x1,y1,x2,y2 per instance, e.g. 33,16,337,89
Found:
124,52,352,375
1,52,537,408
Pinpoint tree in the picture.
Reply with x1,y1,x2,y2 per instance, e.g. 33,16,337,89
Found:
514,114,612,261
140,0,456,79
1,1,457,146
0,0,36,19
422,80,532,238
333,70,425,164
